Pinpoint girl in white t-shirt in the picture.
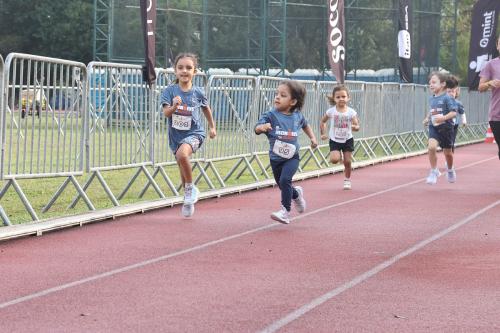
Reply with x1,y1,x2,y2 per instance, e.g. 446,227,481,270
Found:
320,85,360,190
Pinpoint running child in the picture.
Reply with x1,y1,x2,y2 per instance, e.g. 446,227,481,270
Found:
161,53,216,217
422,72,457,185
319,85,360,190
255,80,318,224
446,75,467,154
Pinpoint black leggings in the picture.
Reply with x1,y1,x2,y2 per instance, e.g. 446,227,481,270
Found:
490,121,500,159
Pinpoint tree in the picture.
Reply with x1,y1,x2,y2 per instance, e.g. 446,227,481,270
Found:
0,0,93,63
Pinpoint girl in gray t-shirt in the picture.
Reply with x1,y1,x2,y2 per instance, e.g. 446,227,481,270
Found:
161,53,216,218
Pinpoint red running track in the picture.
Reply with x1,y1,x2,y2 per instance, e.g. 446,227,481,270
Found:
0,143,499,332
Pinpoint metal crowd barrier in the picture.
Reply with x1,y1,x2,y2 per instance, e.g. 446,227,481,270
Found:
0,53,91,222
70,61,162,208
294,80,324,172
203,75,260,185
0,54,8,226
0,54,4,181
0,56,491,229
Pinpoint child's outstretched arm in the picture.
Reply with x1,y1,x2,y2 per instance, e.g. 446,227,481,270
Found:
319,114,329,140
162,95,182,118
303,124,318,149
202,106,217,139
433,102,457,126
351,116,360,132
422,115,429,126
437,111,456,124
255,123,272,134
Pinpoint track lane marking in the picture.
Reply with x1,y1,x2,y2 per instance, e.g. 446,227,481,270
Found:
259,198,500,333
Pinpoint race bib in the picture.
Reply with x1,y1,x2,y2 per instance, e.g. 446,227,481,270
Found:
430,108,443,126
334,127,349,142
272,139,296,159
172,113,192,130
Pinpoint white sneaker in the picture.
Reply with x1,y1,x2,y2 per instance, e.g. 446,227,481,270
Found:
184,185,199,205
293,186,306,213
271,206,290,224
181,203,194,217
447,168,456,183
343,179,351,190
426,168,441,185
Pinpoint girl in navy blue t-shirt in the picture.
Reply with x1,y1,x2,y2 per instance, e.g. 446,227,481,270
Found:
422,72,457,185
255,81,318,224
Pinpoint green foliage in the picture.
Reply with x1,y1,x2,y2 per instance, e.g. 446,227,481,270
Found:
0,0,485,81
0,0,93,63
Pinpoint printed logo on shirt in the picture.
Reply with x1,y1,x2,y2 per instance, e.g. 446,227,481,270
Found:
275,125,297,141
430,108,442,116
333,114,350,128
176,104,195,116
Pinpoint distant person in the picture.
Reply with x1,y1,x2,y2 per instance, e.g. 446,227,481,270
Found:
255,80,318,224
446,75,467,155
161,53,217,218
478,36,500,159
422,72,458,184
319,85,360,190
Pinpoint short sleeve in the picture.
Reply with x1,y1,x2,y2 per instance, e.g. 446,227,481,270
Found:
446,96,457,112
161,86,173,106
299,112,308,128
457,101,465,115
256,111,272,126
479,61,492,79
195,87,208,108
325,108,335,118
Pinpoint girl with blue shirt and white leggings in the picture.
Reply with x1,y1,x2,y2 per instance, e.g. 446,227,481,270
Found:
255,81,318,224
423,72,458,185
161,53,216,218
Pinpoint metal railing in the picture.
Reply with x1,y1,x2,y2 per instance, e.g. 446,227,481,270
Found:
0,53,91,223
0,54,7,226
0,53,491,228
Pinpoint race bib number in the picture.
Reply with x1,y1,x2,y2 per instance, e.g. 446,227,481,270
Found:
334,127,349,142
272,139,296,159
430,108,443,126
172,113,192,130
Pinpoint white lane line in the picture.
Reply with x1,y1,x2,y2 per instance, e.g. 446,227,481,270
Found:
0,156,496,310
293,156,496,221
259,199,500,333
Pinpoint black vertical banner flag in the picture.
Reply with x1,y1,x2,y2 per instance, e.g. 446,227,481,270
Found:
327,0,345,84
397,0,412,83
140,0,156,86
468,0,500,90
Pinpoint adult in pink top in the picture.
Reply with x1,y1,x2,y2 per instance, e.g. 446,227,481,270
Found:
479,36,500,159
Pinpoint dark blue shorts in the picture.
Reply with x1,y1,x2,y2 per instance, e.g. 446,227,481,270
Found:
429,123,454,149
